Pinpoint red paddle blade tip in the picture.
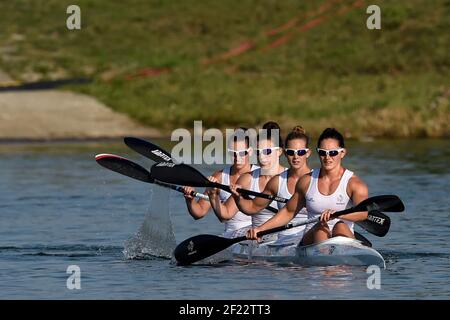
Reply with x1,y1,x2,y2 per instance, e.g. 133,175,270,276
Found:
95,153,126,161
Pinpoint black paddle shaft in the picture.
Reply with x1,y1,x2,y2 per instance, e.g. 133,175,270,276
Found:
209,181,288,203
151,162,288,203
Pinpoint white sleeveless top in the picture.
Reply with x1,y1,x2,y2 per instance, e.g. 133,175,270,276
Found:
249,168,279,227
219,165,253,233
305,168,354,231
276,170,308,237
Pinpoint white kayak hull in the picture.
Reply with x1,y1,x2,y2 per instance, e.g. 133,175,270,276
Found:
232,236,386,268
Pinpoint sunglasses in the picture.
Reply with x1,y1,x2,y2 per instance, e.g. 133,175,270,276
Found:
256,147,280,156
227,148,250,157
285,148,309,156
317,148,344,157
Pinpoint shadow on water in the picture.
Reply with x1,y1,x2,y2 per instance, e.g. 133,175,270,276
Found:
0,244,122,258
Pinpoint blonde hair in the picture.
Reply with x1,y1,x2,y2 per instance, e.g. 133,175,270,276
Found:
285,126,309,147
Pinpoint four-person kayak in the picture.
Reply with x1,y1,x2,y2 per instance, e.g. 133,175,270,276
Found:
96,139,403,269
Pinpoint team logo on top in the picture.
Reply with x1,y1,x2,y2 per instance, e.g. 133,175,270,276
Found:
336,194,345,205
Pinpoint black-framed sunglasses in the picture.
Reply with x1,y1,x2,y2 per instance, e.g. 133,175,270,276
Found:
317,148,344,157
285,148,309,156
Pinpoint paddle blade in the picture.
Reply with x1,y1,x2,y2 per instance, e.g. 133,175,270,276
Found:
95,154,153,183
174,234,240,265
355,195,405,213
354,231,372,247
355,210,391,237
151,163,209,187
124,137,173,163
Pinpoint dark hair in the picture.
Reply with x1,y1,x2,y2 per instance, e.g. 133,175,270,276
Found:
258,121,283,148
317,128,345,148
285,126,309,147
231,127,250,147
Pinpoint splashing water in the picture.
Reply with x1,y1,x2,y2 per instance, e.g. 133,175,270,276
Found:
123,185,176,259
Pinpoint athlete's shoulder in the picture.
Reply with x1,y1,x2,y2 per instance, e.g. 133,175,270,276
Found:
265,173,281,193
347,174,368,196
238,171,253,178
348,173,367,188
212,169,224,181
296,172,312,192
236,172,253,184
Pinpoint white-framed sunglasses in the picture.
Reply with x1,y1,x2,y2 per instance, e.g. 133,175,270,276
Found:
316,148,344,157
285,148,309,156
227,148,250,157
256,147,280,156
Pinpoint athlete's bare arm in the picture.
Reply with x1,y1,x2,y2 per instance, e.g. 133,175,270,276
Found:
340,175,369,222
184,170,221,219
208,173,251,222
232,173,278,215
247,174,311,239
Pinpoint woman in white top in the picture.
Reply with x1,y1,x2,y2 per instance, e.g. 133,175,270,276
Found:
183,128,253,237
230,126,311,240
207,121,286,235
246,128,369,245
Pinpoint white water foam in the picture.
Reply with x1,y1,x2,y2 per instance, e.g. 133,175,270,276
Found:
123,185,176,259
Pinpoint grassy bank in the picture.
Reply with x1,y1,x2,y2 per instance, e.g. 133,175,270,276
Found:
0,0,448,138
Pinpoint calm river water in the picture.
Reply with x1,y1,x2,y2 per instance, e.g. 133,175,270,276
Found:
1,139,449,299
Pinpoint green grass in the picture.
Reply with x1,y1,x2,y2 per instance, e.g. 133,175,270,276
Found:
0,0,448,138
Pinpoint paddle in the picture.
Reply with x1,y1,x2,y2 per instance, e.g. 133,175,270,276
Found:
354,231,372,247
357,210,391,237
124,137,173,163
95,153,208,200
173,194,403,265
361,195,405,212
151,162,289,203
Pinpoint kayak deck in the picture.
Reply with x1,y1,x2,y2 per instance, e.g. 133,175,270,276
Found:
232,236,386,268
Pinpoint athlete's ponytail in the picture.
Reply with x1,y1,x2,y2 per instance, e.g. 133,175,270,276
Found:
285,126,309,147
